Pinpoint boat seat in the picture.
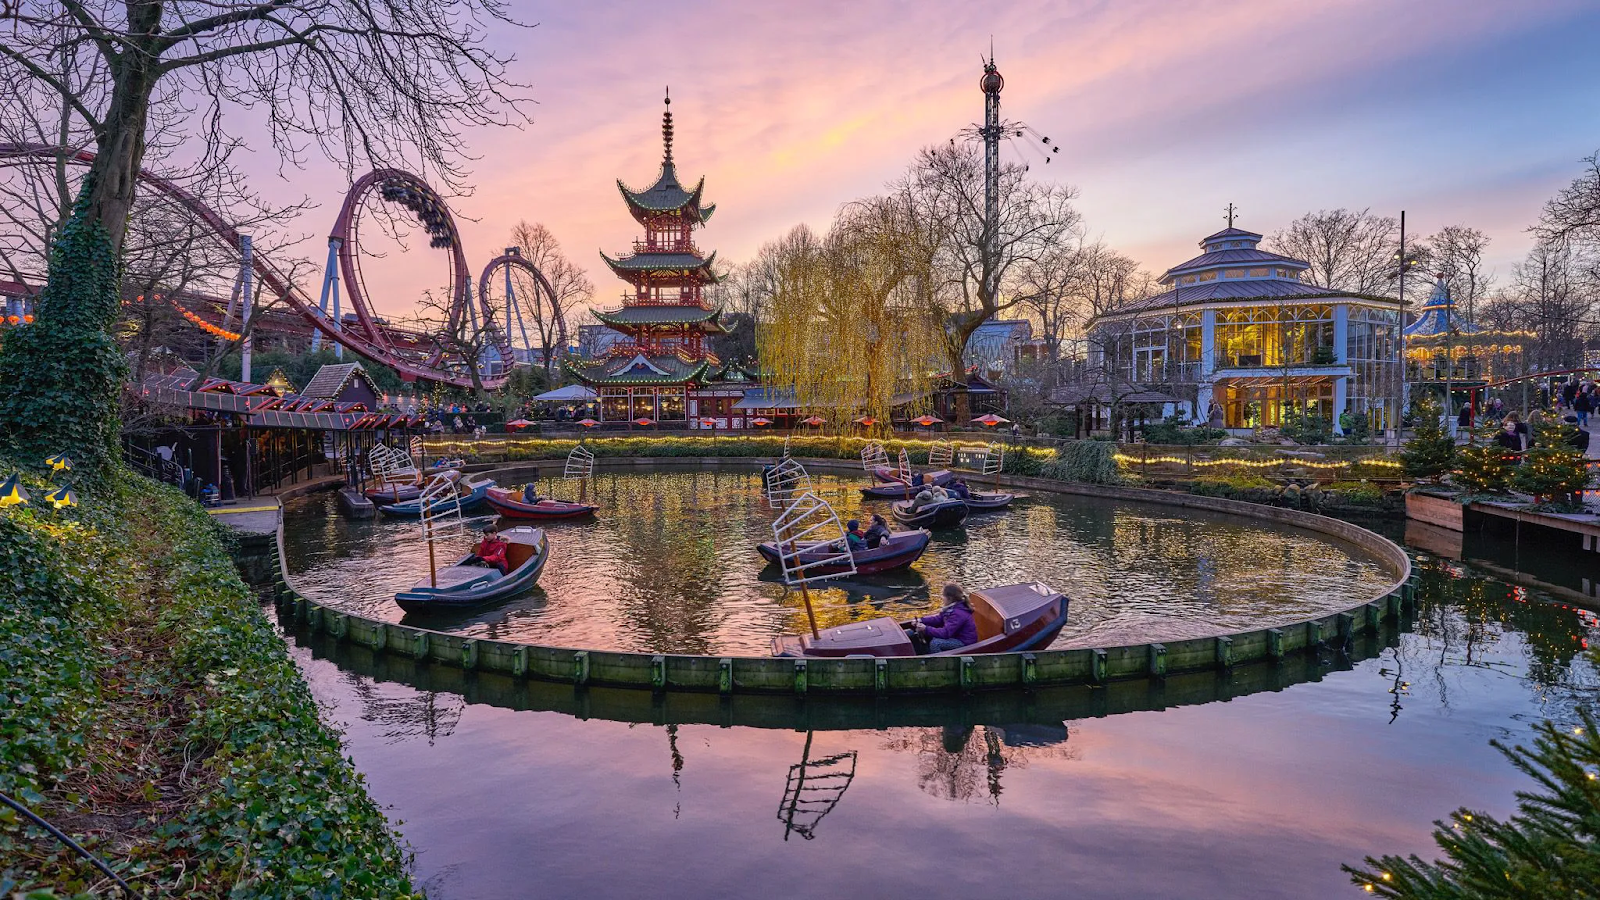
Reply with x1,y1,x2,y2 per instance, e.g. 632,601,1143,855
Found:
429,565,503,589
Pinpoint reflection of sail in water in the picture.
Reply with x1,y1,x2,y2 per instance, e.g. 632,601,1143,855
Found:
344,674,463,745
668,724,685,820
777,732,857,841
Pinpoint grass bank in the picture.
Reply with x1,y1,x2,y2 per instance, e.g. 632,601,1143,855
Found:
0,467,416,897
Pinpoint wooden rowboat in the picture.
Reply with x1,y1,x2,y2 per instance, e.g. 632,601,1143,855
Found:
484,487,599,520
394,526,549,613
755,529,931,576
379,474,494,517
771,581,1069,658
961,491,1015,510
870,465,953,486
890,498,968,529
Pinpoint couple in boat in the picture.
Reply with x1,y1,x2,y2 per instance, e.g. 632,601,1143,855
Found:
839,515,891,551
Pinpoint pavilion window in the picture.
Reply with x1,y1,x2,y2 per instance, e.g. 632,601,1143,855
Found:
1248,267,1271,277
1224,269,1247,279
1197,271,1217,282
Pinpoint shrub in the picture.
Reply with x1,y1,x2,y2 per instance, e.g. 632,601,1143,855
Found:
1326,479,1384,506
1401,397,1456,482
1142,416,1228,446
1044,440,1121,484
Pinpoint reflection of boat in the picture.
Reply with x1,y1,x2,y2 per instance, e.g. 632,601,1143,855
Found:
379,473,494,517
756,530,931,575
891,498,969,528
870,465,953,486
963,491,1015,511
771,582,1068,658
484,487,598,520
394,526,549,613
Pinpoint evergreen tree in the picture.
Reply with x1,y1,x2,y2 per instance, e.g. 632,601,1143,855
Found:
1402,397,1457,483
1454,425,1515,494
1510,421,1593,504
1346,709,1600,898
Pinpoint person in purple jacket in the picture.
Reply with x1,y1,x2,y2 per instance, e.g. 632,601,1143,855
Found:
913,583,979,653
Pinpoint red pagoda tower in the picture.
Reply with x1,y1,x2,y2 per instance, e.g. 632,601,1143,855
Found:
564,91,730,423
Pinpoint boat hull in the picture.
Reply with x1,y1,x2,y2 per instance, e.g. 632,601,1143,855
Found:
772,583,1069,659
962,491,1015,510
756,529,931,575
869,466,953,486
484,488,598,520
379,479,494,517
365,484,421,504
394,527,548,613
891,498,969,529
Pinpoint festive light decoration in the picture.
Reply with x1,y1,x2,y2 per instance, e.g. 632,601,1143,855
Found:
0,474,30,508
1112,452,1402,471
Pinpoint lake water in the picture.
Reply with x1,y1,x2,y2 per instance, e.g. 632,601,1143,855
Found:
277,470,1599,899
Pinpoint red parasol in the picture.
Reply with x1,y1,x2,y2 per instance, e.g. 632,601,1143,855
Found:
506,418,534,429
854,415,877,426
751,417,773,426
577,418,600,428
971,413,1011,427
634,417,657,426
911,414,944,426
801,415,826,426
699,417,717,426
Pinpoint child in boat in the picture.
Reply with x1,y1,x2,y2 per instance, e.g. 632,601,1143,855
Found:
843,520,868,551
912,584,978,653
863,515,891,549
465,525,509,574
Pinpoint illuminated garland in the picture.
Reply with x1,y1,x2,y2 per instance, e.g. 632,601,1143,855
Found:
152,293,243,342
1113,452,1403,471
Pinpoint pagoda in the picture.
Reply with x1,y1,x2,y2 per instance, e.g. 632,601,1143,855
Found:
564,91,725,423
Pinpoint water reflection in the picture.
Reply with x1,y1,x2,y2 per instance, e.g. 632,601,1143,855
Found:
283,468,1393,654
285,553,1598,900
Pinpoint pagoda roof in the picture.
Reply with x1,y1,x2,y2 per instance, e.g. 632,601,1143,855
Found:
600,249,719,281
593,304,725,330
618,163,716,223
562,352,713,386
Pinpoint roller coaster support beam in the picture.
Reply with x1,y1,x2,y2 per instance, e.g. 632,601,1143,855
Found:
240,234,254,382
312,238,345,358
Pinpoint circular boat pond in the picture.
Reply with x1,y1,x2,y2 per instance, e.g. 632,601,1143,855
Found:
283,466,1394,655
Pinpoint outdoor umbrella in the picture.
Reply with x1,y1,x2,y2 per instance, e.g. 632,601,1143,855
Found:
853,415,877,426
505,418,534,430
971,413,1011,427
634,417,656,427
751,417,773,426
699,417,717,427
577,418,599,428
911,414,943,427
801,415,826,427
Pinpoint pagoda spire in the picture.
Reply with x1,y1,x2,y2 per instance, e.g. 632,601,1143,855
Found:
662,87,674,165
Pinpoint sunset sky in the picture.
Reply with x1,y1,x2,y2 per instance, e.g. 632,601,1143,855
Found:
261,0,1600,319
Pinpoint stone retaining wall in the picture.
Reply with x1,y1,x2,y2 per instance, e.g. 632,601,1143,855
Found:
268,457,1415,695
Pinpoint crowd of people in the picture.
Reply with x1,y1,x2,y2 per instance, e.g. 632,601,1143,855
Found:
1461,380,1596,456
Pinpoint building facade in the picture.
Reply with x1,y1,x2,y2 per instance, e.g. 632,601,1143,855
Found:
1088,225,1404,433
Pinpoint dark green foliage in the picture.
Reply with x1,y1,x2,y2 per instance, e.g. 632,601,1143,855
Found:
0,192,127,484
214,347,408,396
1142,416,1228,445
1510,422,1592,503
1280,408,1332,445
1340,410,1373,444
1044,439,1122,484
0,468,417,896
1403,397,1457,482
1346,709,1600,898
1454,426,1515,495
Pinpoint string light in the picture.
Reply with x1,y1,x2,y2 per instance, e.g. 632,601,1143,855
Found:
1112,452,1403,471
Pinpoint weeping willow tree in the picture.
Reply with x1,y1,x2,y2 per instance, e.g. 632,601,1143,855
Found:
758,197,943,433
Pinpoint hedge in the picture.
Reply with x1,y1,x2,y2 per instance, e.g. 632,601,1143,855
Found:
0,468,416,898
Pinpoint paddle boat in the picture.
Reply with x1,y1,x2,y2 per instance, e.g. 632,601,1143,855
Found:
484,485,599,520
393,526,550,613
960,491,1015,511
869,465,954,487
771,581,1069,658
891,497,968,528
756,529,931,576
379,473,494,517
365,483,422,504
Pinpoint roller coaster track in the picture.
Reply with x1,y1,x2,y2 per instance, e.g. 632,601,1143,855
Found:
0,143,510,389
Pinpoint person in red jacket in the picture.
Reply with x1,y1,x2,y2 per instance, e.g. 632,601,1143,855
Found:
466,525,509,574
913,583,979,653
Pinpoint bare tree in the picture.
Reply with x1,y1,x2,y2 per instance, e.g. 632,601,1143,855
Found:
2,0,531,254
1016,229,1089,364
1538,149,1600,246
1267,208,1398,294
507,220,593,378
892,142,1082,417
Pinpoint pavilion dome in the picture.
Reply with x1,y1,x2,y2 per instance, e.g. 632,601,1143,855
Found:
1159,225,1310,286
